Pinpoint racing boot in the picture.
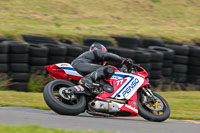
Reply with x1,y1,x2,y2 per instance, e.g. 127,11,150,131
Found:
79,66,114,94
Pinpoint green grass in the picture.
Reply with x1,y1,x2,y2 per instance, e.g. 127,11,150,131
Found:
0,124,113,133
0,0,200,43
0,90,200,120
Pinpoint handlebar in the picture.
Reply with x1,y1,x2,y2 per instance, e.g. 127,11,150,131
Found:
120,64,139,73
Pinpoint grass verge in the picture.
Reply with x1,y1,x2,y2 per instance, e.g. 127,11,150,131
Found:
0,90,200,120
0,124,113,133
0,0,200,43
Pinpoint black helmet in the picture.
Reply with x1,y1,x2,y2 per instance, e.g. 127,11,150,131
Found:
89,42,107,53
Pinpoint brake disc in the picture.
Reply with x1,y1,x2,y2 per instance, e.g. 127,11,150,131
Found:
145,97,164,111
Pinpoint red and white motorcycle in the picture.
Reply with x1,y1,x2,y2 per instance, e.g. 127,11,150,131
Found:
43,63,170,122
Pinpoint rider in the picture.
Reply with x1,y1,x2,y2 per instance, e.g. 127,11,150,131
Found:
71,42,134,91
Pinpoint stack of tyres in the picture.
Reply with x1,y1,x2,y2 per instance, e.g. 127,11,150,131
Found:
148,46,174,89
107,47,135,68
21,34,57,44
29,44,49,73
111,36,139,49
165,44,189,84
60,43,83,64
133,50,151,73
0,42,9,73
137,48,164,88
43,43,67,65
139,38,163,48
83,37,114,47
4,41,29,91
187,45,200,85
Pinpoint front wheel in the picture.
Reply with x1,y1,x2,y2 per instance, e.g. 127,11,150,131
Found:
138,92,170,122
43,80,86,115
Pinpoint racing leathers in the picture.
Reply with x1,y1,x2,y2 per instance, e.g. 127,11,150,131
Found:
71,49,133,90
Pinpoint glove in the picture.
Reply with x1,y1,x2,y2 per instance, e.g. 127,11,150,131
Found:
122,58,135,69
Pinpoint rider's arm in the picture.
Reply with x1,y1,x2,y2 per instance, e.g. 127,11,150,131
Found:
94,50,124,65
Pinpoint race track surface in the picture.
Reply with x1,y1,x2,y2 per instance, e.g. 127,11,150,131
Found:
0,107,199,133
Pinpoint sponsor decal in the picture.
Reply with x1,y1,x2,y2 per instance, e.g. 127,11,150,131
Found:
78,85,85,91
125,104,138,113
100,103,104,107
60,64,68,66
75,85,85,91
122,78,139,97
111,75,120,80
75,86,81,91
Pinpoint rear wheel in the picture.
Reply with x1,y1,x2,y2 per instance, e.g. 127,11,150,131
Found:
137,92,170,122
43,80,86,115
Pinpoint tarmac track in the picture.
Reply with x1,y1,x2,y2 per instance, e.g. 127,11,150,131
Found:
0,107,200,133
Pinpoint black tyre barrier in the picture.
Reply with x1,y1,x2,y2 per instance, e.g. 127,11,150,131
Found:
59,38,73,44
10,73,30,82
188,57,200,66
0,54,8,63
187,45,200,57
149,79,161,88
3,41,29,53
136,48,164,62
0,42,9,53
187,75,200,84
9,54,29,63
148,46,174,60
65,56,76,63
172,73,187,83
149,70,162,79
134,51,151,63
165,44,189,56
83,37,113,47
150,62,163,70
173,64,187,73
140,38,163,48
29,57,48,66
0,37,13,43
9,63,29,73
110,36,139,49
162,77,172,84
163,60,173,67
30,66,46,73
0,64,8,72
188,66,200,75
139,63,151,72
22,34,57,44
60,43,83,57
107,47,135,58
173,55,188,64
48,56,65,65
29,44,49,57
43,43,67,56
77,45,89,52
9,82,28,91
162,68,172,76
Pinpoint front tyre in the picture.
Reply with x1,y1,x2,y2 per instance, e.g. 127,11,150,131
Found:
43,80,86,115
138,92,170,122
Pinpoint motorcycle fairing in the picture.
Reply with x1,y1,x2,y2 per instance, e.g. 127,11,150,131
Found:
46,63,149,116
96,73,145,116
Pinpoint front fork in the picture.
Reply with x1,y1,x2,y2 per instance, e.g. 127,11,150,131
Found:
141,87,157,103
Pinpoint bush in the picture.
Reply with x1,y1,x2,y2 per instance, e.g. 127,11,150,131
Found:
27,72,53,92
0,73,11,90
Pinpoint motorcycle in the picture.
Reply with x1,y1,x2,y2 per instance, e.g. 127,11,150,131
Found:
43,63,170,122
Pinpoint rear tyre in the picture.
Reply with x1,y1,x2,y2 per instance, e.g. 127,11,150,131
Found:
138,92,170,122
43,80,86,115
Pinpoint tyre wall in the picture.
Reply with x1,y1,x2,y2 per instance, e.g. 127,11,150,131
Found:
0,35,199,91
